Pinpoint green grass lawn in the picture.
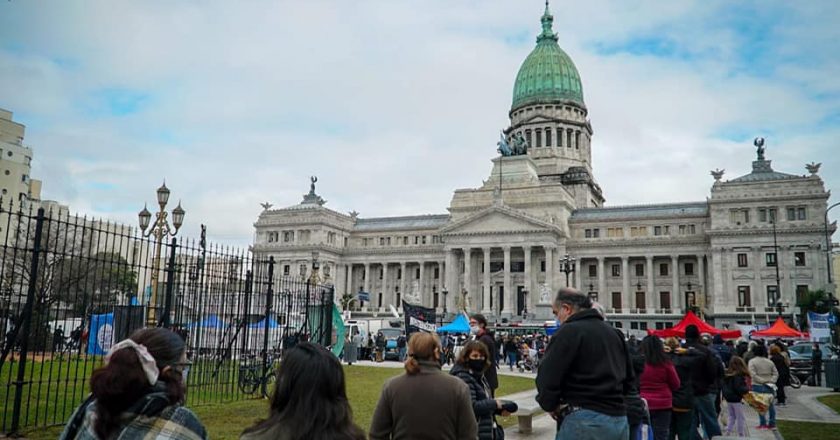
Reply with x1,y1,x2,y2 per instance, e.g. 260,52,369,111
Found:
777,420,840,440
19,365,537,439
818,394,840,413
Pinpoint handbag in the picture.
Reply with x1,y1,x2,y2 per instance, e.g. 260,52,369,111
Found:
493,421,505,440
744,391,773,415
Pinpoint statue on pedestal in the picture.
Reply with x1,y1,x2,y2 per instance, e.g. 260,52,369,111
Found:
539,283,551,304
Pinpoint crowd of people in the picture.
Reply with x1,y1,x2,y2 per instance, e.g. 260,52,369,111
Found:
58,287,826,440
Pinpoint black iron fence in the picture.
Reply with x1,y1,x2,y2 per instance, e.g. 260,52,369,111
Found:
0,202,335,434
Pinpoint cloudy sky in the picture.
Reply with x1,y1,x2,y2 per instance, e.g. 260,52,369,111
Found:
1,0,838,246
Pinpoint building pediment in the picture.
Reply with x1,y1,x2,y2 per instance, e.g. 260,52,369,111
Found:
440,204,562,236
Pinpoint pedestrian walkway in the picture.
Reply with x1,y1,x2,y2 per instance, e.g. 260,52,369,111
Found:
503,385,840,440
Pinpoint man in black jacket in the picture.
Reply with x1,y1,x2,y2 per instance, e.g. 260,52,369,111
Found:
536,288,632,439
684,325,722,439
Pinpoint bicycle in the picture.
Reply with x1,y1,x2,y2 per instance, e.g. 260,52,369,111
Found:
789,374,801,389
238,354,278,398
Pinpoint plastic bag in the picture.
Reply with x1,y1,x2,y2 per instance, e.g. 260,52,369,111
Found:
744,391,773,415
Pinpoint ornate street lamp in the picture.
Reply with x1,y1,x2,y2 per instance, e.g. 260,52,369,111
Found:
138,181,185,326
559,254,575,287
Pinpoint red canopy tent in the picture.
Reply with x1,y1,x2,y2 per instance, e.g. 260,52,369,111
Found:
750,317,809,339
647,311,742,339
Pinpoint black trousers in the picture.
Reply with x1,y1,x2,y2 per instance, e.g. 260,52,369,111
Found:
776,383,786,404
813,365,823,386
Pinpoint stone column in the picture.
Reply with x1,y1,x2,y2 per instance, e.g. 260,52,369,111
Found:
503,246,512,314
545,247,555,293
334,263,345,301
381,263,389,311
524,246,533,312
646,256,655,312
363,263,371,311
597,256,606,303
696,255,705,314
400,262,407,306
621,256,630,312
444,250,455,310
419,261,426,307
438,260,445,311
463,248,472,301
671,255,679,313
483,247,492,314
574,258,582,290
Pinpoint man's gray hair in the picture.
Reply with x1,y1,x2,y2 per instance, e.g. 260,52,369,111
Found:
553,287,592,310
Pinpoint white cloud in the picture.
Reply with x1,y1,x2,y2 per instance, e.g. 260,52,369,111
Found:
0,0,838,247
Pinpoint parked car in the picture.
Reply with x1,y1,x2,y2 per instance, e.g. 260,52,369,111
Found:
788,350,812,382
789,342,837,361
379,328,402,361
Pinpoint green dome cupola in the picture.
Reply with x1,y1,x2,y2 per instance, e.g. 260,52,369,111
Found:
511,2,585,111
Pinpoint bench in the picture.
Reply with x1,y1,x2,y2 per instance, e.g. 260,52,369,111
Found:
511,400,542,434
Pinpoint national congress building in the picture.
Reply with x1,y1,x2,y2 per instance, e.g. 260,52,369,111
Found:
252,5,834,331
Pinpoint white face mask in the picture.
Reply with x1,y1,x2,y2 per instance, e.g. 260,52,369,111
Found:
469,325,480,335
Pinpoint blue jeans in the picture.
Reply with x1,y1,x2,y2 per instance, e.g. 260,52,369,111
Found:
398,347,407,361
752,384,776,426
556,408,629,440
690,394,721,440
507,352,517,369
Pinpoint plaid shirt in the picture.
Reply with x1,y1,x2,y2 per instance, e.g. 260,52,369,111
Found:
60,387,207,440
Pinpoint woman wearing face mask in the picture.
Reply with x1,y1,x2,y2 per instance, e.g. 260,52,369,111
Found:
469,313,499,397
450,341,511,440
369,332,477,440
60,327,206,440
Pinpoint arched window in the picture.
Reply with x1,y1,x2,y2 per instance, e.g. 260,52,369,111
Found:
545,127,552,147
535,129,542,148
525,130,532,147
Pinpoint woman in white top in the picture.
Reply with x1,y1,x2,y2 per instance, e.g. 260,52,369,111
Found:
747,344,779,430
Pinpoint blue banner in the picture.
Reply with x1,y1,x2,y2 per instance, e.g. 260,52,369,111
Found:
87,313,115,355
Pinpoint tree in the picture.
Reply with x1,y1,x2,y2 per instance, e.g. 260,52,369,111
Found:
339,292,357,311
796,289,835,331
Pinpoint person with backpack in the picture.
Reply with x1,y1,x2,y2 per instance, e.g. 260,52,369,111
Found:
722,357,751,437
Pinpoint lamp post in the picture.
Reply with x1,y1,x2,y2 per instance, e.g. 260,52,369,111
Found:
559,254,575,287
138,182,185,326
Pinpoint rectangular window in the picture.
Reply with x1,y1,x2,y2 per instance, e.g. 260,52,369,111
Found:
635,263,644,277
654,226,662,236
787,207,796,221
397,268,402,279
611,264,621,277
540,260,546,272
640,322,648,331
660,292,671,310
545,128,552,147
434,267,440,279
766,285,779,306
737,253,748,267
612,292,622,310
659,263,669,277
283,265,290,276
655,322,664,330
768,208,777,222
414,236,419,245
575,131,580,149
794,251,806,266
526,130,532,147
797,207,806,220
796,285,809,305
679,225,686,235
614,321,623,329
567,130,572,148
631,322,639,330
415,268,420,279
535,129,543,148
379,268,383,280
593,228,600,238
765,252,777,267
585,229,592,238
300,264,307,277
380,237,385,246
607,227,623,238
689,224,696,234
738,286,751,307
588,264,597,277
759,208,767,222
630,226,648,237
636,291,646,310
684,262,694,276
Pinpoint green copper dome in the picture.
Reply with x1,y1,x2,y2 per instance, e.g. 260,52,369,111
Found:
511,4,584,110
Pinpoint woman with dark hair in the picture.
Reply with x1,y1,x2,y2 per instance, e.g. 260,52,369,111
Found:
60,328,205,440
769,345,790,407
450,341,511,440
241,342,365,440
747,344,778,430
722,356,751,437
369,332,477,440
639,336,680,440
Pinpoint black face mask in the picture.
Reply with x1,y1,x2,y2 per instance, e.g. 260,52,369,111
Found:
467,359,486,372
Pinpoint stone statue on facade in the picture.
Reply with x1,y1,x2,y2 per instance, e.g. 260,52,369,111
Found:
497,132,513,156
403,281,421,305
301,176,326,206
310,176,317,193
539,283,551,304
710,168,725,181
260,202,273,211
512,132,529,155
754,137,766,160
806,162,821,175
497,131,529,157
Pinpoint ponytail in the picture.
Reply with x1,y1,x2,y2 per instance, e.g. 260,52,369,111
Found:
404,332,440,375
